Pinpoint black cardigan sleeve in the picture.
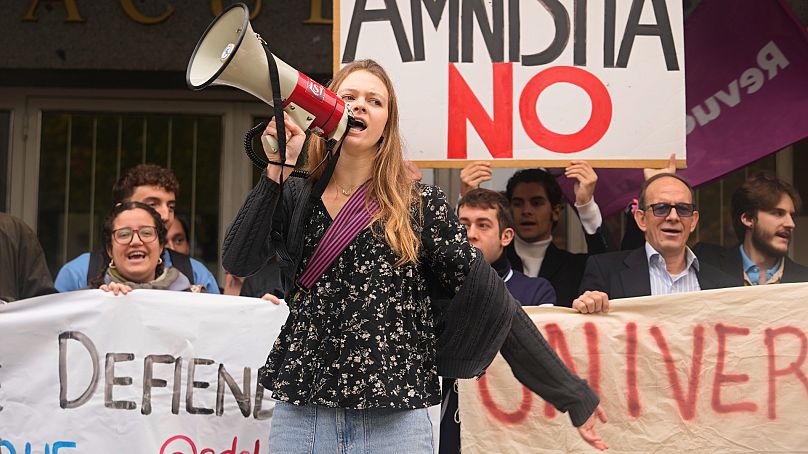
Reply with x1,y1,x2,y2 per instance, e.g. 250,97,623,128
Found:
500,307,600,427
222,174,283,277
421,186,599,426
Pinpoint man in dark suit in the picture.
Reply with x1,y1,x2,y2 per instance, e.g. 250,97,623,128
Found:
695,172,808,285
504,164,610,307
573,173,736,314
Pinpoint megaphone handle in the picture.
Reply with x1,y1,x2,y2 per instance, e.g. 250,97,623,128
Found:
243,122,270,169
261,134,280,155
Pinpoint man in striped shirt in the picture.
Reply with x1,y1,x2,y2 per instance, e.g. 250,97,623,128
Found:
572,173,735,314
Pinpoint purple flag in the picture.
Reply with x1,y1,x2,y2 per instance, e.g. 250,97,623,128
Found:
561,0,808,216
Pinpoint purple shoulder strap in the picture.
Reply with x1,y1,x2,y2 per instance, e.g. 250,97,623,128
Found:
297,181,379,289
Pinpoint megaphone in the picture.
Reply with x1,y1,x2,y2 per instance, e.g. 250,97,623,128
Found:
186,3,352,156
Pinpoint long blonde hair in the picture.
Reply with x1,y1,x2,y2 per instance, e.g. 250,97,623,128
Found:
306,60,421,265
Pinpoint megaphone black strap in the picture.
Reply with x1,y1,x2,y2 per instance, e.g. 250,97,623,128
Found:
266,160,297,169
262,42,287,167
248,42,340,185
312,139,342,198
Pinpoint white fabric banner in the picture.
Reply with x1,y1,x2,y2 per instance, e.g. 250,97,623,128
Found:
0,290,443,453
0,290,286,454
459,283,808,453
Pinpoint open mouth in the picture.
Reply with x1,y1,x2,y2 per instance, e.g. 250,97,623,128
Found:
349,118,367,131
127,251,148,261
776,231,791,240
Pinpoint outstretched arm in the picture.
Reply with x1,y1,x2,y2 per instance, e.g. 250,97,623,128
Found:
500,306,607,449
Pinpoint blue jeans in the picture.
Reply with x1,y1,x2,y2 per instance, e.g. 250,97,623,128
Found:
269,402,434,454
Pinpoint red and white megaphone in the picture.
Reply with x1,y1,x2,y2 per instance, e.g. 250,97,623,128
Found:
186,3,352,155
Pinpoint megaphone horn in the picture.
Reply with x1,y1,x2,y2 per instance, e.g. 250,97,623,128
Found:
186,3,352,155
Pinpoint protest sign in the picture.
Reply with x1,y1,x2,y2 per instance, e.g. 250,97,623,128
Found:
0,290,285,453
459,283,808,452
336,0,685,167
0,290,443,453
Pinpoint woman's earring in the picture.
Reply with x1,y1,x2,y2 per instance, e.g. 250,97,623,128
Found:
109,260,116,270
157,258,163,265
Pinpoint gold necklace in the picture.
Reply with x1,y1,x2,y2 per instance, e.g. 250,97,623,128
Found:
334,180,355,197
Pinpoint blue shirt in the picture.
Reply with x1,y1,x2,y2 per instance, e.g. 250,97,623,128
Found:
645,242,701,295
54,250,220,293
740,244,781,285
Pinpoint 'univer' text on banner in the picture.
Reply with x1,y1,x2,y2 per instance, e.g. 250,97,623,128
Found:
459,283,808,452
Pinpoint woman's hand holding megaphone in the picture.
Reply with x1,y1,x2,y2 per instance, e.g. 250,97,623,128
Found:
263,112,306,183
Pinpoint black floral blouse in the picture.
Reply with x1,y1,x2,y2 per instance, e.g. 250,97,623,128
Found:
259,184,478,409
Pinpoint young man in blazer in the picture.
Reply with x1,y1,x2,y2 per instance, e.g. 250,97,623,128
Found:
695,172,808,285
573,173,736,314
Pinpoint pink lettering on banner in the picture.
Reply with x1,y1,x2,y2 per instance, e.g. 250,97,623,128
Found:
765,326,808,419
542,322,602,419
476,374,533,425
159,435,259,454
625,322,641,418
712,323,757,414
475,321,808,423
650,324,705,421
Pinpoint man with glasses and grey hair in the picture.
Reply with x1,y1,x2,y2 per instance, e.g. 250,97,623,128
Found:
572,173,736,314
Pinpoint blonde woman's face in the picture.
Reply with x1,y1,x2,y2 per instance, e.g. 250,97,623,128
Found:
337,70,389,153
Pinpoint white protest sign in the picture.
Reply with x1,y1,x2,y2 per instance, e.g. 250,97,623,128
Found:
0,290,286,454
0,290,443,453
336,0,685,167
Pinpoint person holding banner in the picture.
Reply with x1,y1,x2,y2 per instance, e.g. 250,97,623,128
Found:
223,59,607,452
694,172,808,285
54,164,220,294
92,202,202,294
573,173,736,313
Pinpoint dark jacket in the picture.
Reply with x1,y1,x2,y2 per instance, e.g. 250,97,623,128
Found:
491,252,556,307
579,246,739,299
0,213,56,302
506,226,611,308
223,175,599,426
693,242,808,285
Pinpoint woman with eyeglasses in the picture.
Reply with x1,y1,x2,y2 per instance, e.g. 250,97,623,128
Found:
91,202,202,294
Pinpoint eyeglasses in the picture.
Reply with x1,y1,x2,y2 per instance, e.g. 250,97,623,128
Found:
112,226,158,244
643,202,696,218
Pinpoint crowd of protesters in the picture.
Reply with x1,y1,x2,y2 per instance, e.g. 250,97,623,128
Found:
3,63,807,453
